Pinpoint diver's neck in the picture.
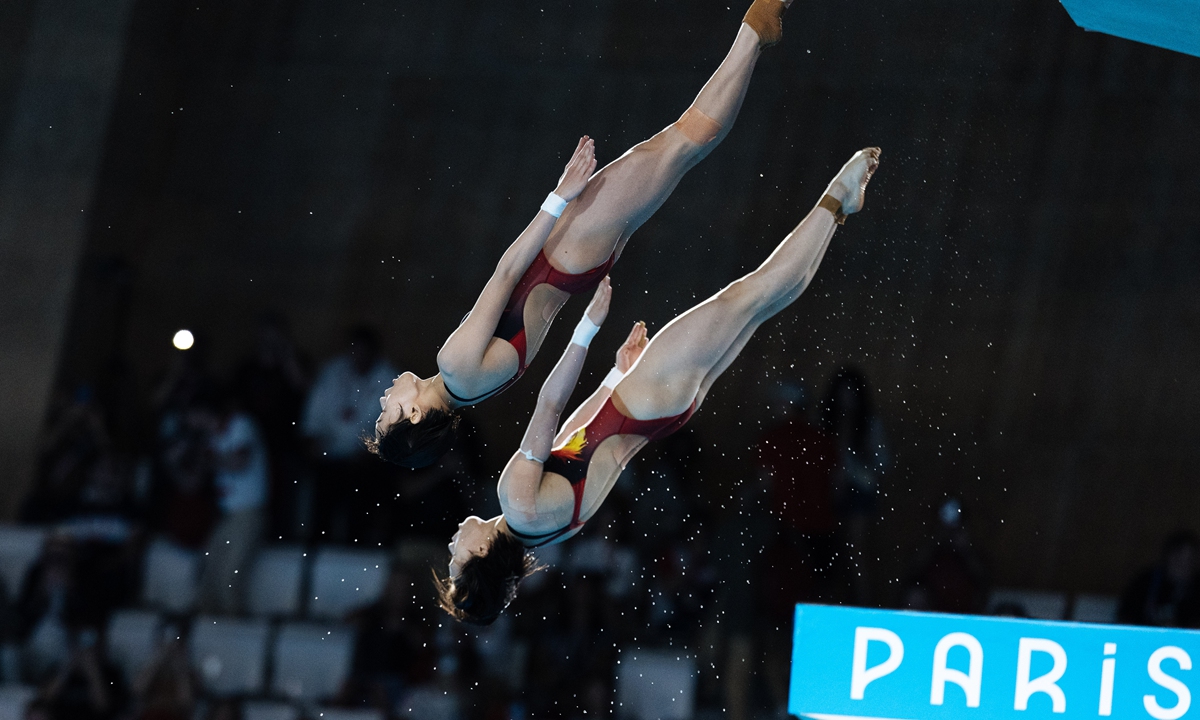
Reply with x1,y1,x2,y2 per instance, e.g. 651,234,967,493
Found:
430,373,462,410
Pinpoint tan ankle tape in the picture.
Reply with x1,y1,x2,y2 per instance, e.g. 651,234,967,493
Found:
674,108,722,145
743,0,785,47
818,194,846,225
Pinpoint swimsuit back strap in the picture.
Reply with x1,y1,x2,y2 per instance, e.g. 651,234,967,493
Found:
444,375,513,405
507,524,572,549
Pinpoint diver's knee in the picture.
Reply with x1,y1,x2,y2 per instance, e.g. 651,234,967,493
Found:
717,279,764,316
673,107,722,146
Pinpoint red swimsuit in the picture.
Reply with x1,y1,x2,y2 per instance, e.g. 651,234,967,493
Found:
444,250,615,404
508,396,697,548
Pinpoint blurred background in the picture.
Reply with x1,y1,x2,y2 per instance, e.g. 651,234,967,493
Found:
0,0,1198,718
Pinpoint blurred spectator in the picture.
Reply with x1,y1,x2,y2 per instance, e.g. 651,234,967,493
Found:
68,453,139,527
756,380,839,598
710,473,773,720
130,634,195,720
342,566,435,712
627,430,700,547
23,385,111,524
23,698,52,720
646,526,716,643
150,347,220,549
389,447,473,545
758,381,837,538
150,417,218,549
152,344,214,456
61,455,145,627
18,534,90,679
34,628,127,720
903,498,989,614
193,392,269,615
1118,530,1200,627
820,366,890,605
301,325,396,543
233,313,310,449
232,312,310,541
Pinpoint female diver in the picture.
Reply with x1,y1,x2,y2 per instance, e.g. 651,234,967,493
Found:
371,0,796,468
439,147,882,624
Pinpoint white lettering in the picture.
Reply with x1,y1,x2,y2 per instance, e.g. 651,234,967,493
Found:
851,627,905,700
1144,646,1192,720
931,632,984,708
1099,643,1116,717
1015,637,1067,713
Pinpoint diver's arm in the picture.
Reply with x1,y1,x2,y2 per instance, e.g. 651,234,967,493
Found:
500,282,610,513
440,138,596,368
518,279,611,463
553,320,647,445
495,135,595,280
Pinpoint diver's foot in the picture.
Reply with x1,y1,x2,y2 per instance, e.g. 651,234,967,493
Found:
742,0,793,48
820,147,881,223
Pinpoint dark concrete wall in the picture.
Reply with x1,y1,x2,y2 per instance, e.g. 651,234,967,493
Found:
0,0,135,515
31,0,1200,595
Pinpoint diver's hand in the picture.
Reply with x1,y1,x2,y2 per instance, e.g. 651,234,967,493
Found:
554,136,597,202
616,321,647,373
584,276,611,326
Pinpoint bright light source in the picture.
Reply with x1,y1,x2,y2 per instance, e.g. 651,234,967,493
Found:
172,329,194,351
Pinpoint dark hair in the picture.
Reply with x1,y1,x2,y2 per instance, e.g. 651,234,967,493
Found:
366,407,461,469
819,365,874,454
434,529,537,625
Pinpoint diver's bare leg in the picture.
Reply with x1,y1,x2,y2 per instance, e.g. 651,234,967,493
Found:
545,23,764,273
617,149,879,419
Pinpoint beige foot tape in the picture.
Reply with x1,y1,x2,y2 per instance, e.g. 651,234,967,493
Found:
818,194,846,225
674,108,722,145
743,0,787,47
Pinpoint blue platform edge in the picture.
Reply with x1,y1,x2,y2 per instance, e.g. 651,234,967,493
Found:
1061,0,1200,58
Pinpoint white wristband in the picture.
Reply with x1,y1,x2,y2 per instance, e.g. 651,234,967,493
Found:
571,315,601,348
541,192,568,218
602,367,625,390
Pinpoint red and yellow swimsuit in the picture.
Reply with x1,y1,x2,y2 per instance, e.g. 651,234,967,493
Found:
444,250,615,405
508,396,697,547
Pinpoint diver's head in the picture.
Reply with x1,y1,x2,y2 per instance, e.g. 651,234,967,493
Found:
435,515,535,626
367,372,459,469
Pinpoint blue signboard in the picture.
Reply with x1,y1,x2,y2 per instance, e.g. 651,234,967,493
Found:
1060,0,1199,58
790,604,1200,720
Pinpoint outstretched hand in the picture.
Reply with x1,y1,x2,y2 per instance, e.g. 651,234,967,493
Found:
554,136,597,202
616,321,648,373
584,276,612,326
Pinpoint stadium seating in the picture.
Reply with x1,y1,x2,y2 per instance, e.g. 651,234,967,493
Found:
247,545,307,617
106,609,162,682
0,685,36,720
142,538,200,614
270,623,355,701
316,709,385,720
243,700,300,720
190,617,271,696
307,548,388,620
614,648,696,720
0,525,46,598
987,588,1068,620
1072,593,1120,623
